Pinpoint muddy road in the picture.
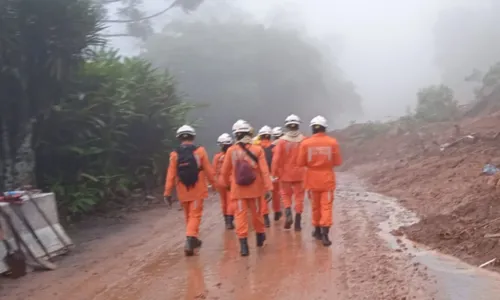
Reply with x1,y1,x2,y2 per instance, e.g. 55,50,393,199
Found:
2,174,500,300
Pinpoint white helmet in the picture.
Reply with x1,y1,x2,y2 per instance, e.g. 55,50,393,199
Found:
284,114,301,126
310,115,328,128
258,125,272,136
217,133,233,145
232,119,252,134
272,126,283,136
176,125,196,137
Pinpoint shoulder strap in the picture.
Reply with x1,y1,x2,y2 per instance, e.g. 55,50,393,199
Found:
238,143,258,163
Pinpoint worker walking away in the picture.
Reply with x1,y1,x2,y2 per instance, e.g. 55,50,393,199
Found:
219,120,273,256
258,125,280,225
164,125,217,256
272,114,306,231
271,126,284,221
213,133,235,230
297,116,342,246
272,126,284,140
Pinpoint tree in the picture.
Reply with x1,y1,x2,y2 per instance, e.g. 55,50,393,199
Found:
415,85,458,122
143,19,362,150
0,0,103,190
36,50,192,215
98,0,205,39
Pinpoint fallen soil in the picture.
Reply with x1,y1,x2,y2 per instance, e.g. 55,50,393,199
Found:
337,111,500,271
0,175,436,300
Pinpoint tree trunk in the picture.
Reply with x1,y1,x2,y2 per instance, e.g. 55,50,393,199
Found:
0,120,35,191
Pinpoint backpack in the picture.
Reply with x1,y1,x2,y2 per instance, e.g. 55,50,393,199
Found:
235,143,258,186
175,144,200,190
263,144,275,169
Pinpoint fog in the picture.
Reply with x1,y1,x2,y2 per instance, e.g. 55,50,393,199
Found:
106,0,496,127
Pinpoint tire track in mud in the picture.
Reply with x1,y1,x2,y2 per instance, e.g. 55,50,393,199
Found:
0,174,438,300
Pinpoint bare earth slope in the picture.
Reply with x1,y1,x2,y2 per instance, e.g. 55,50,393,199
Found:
337,112,500,270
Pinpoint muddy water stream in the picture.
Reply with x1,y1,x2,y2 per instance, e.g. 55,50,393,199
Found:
350,184,500,300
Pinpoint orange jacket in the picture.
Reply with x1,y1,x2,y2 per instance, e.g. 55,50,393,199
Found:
212,151,225,179
272,137,305,182
164,143,216,202
297,133,342,191
219,142,273,199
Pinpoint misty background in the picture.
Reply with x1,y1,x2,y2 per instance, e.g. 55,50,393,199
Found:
103,0,500,146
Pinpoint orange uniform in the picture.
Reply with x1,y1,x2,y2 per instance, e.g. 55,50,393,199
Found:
213,151,234,217
272,135,306,214
260,139,281,214
219,142,273,238
164,143,216,237
297,133,342,228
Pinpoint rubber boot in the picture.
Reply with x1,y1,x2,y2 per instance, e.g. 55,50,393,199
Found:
263,214,271,228
239,238,249,256
294,213,302,232
312,227,322,240
226,215,235,230
284,207,293,229
274,211,282,221
321,227,332,247
185,237,195,256
256,232,266,247
194,237,202,248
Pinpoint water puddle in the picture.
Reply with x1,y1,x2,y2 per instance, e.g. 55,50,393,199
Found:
370,191,500,300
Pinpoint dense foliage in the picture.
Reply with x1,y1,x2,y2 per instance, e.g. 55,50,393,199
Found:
35,51,191,216
0,0,103,190
415,85,458,122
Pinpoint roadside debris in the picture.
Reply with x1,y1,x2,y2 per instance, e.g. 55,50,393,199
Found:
479,258,497,268
482,164,499,176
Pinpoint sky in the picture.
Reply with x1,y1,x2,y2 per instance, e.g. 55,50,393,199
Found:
108,0,479,121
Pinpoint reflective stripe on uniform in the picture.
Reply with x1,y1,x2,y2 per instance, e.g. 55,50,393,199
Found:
307,146,332,163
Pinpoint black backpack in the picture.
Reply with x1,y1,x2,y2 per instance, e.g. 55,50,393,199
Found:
263,144,275,169
175,144,200,190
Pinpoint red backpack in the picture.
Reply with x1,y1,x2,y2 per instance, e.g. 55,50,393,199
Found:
235,143,258,186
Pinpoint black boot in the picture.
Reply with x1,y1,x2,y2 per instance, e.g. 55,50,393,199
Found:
239,238,249,256
294,213,302,232
321,227,332,247
312,227,322,240
194,237,202,248
226,215,235,230
185,237,195,256
256,232,266,247
274,211,282,221
263,214,271,228
284,208,293,229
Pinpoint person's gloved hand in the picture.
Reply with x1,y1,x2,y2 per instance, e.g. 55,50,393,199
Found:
164,196,173,207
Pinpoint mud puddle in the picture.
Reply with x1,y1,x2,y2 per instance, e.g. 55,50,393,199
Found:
360,189,500,300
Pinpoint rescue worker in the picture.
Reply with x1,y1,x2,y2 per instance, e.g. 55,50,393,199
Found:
258,125,280,225
272,126,284,140
270,126,284,220
164,125,217,256
219,120,273,256
272,114,306,231
213,133,235,230
297,116,342,246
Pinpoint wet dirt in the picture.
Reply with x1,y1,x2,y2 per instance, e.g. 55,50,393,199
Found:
1,173,469,300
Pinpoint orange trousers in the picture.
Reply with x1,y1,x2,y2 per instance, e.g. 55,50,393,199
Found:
271,181,281,212
281,181,305,213
217,188,234,216
260,181,281,215
234,198,265,238
310,190,334,227
182,199,204,237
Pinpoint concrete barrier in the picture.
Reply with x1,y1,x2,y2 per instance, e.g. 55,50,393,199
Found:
0,193,73,273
